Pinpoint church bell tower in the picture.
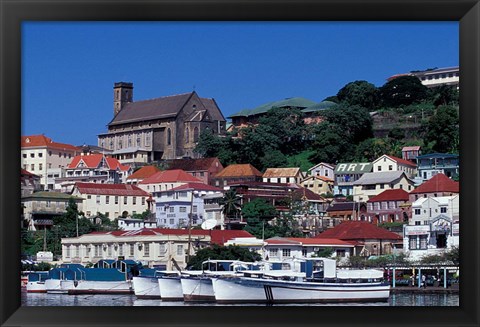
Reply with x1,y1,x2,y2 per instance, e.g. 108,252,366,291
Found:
113,82,133,116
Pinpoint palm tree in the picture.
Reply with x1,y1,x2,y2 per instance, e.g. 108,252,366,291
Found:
219,189,242,223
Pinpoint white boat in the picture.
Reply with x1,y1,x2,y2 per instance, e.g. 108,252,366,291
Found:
132,270,178,299
212,258,390,304
67,280,133,295
25,272,49,293
180,260,258,302
158,272,183,301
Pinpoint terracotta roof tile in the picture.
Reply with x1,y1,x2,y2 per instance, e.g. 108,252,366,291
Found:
166,157,222,171
21,135,80,152
68,154,130,171
367,189,410,202
127,166,161,180
139,169,202,184
263,167,301,178
409,173,459,194
386,155,417,167
315,221,402,240
214,164,263,178
74,182,150,196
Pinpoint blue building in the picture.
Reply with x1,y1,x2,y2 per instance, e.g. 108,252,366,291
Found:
415,153,459,182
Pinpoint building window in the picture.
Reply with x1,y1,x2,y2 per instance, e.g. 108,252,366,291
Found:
75,246,80,258
133,197,136,205
177,245,183,256
302,249,308,257
124,197,128,205
94,244,101,257
142,197,145,205
193,206,197,213
167,128,172,145
65,246,71,258
31,164,35,171
144,243,150,257
377,166,381,171
282,249,291,257
419,235,428,249
87,195,91,200
169,218,175,225
185,128,189,143
179,207,187,213
108,245,112,257
30,153,35,158
119,244,124,256
129,244,134,256
22,153,27,158
193,127,199,143
169,207,174,213
96,195,101,204
440,207,447,213
408,236,417,250
106,196,110,205
389,165,393,171
159,243,166,255
115,196,119,204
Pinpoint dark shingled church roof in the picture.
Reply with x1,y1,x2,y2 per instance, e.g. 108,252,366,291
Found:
109,92,225,126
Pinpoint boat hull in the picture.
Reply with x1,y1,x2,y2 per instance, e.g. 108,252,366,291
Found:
132,276,161,299
67,280,133,294
26,281,46,293
45,280,72,294
158,277,183,301
180,277,215,302
212,277,390,303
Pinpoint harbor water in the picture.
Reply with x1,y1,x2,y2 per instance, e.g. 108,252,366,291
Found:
21,289,459,306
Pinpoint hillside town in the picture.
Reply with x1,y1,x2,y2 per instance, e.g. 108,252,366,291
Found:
21,66,460,273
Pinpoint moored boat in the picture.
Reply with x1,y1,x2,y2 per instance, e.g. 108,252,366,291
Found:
212,258,390,304
25,272,49,293
158,272,183,301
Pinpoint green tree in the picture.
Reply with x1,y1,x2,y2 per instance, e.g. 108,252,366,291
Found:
219,189,242,222
424,105,459,153
186,244,262,270
429,85,459,107
242,198,278,239
337,80,379,109
379,75,429,107
354,138,393,162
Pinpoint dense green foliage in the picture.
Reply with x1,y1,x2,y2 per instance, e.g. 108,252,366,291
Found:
186,244,262,270
195,75,459,171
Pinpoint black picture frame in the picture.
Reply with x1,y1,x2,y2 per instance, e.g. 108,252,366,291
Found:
1,0,479,326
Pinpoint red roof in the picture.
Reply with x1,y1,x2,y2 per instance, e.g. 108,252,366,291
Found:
265,237,353,246
410,173,459,194
127,166,161,180
21,168,39,177
367,189,409,203
21,135,80,151
74,182,150,196
315,221,402,241
386,155,417,167
68,154,130,171
140,169,202,184
170,183,223,192
214,164,263,178
92,228,253,245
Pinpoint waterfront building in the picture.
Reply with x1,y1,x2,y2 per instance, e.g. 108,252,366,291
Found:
262,167,304,184
117,218,157,230
21,134,81,189
264,237,355,262
71,182,151,220
352,171,415,202
21,191,84,231
126,165,161,185
21,169,42,197
404,195,459,261
372,154,417,179
61,228,253,269
333,162,373,196
98,82,227,162
415,153,459,183
366,189,411,224
165,157,224,186
57,154,132,192
408,173,459,204
315,220,403,257
153,182,224,229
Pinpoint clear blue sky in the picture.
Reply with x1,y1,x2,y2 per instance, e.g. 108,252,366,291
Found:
22,21,459,146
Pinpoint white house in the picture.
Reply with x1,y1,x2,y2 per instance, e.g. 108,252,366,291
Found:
138,169,202,194
372,154,417,178
262,167,304,184
352,171,415,202
264,237,355,261
153,182,224,229
403,195,459,261
308,162,335,179
21,135,81,190
71,182,152,220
